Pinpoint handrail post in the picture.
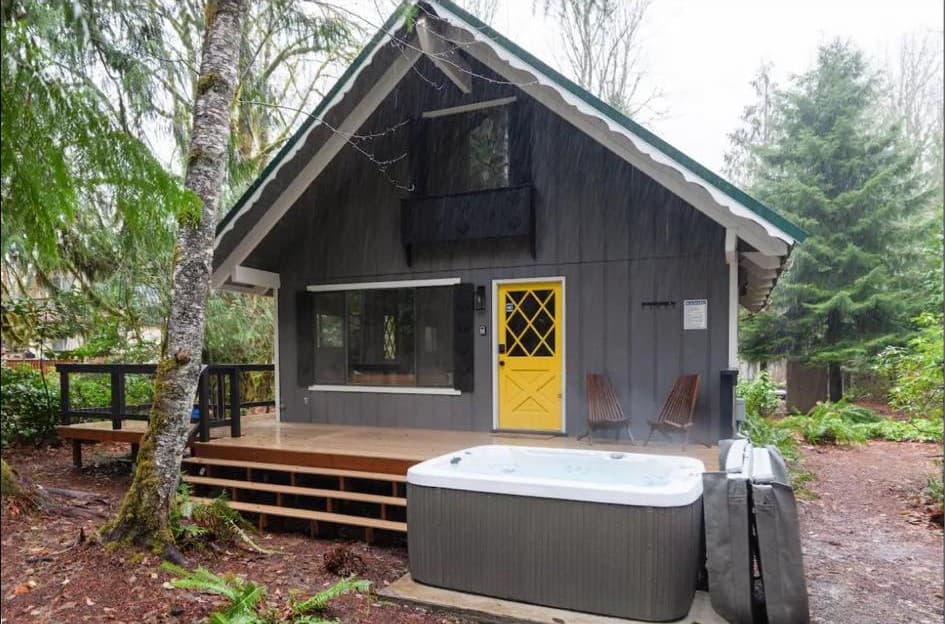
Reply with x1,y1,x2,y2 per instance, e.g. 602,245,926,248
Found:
60,368,71,425
229,367,241,438
198,367,210,443
110,370,125,430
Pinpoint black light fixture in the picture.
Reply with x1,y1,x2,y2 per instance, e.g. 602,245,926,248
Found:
474,285,486,312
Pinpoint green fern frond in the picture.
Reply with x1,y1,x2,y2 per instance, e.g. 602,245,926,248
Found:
290,576,371,615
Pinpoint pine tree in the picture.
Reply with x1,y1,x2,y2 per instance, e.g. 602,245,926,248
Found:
746,41,931,400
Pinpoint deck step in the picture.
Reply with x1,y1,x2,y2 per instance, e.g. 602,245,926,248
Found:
183,475,406,506
190,497,408,533
182,456,407,482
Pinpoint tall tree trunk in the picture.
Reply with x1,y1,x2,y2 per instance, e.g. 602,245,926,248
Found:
828,362,843,402
103,0,245,551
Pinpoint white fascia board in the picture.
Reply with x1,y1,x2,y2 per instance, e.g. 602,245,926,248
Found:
430,2,794,255
422,96,516,119
307,277,460,292
416,15,471,93
211,15,416,287
233,265,280,290
309,384,461,396
219,283,271,296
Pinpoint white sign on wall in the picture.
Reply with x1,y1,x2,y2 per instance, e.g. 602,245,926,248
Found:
683,299,707,330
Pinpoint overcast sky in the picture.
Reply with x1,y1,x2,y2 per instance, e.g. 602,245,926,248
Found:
465,0,944,173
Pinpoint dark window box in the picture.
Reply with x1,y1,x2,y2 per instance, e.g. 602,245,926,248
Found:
401,185,534,264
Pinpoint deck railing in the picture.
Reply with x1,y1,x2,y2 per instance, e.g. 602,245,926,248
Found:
58,363,275,442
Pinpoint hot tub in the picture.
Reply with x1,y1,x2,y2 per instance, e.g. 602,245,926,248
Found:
407,445,705,622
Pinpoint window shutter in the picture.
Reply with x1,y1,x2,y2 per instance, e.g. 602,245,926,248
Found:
452,283,475,392
296,290,316,387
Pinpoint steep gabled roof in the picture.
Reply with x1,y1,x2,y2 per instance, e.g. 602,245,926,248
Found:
213,0,804,309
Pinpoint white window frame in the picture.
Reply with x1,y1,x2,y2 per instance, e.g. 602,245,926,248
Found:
306,277,463,395
491,276,567,434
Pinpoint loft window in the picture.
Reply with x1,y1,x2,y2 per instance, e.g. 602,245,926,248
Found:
418,100,512,196
311,286,454,388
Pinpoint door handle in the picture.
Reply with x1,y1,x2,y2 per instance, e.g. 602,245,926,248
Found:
498,360,505,367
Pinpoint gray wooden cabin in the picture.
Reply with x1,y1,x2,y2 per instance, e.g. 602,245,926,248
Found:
211,1,805,443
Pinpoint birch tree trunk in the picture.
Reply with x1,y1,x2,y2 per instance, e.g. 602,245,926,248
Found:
104,0,245,551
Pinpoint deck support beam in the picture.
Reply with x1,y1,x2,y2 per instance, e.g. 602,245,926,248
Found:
72,440,82,468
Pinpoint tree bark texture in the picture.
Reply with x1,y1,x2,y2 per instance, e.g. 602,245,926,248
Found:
104,0,245,550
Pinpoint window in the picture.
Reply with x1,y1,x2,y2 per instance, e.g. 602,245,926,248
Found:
419,104,510,195
311,286,454,388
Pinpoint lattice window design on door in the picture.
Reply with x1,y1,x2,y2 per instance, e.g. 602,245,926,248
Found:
383,315,396,360
505,289,555,357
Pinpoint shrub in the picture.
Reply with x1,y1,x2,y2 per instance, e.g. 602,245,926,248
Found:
780,402,869,445
171,485,265,552
741,410,799,462
875,313,944,421
737,371,780,418
69,373,154,409
858,417,943,443
0,365,59,446
778,401,942,445
163,563,370,624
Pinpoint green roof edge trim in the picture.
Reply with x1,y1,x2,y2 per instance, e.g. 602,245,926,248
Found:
431,0,807,243
217,0,807,245
216,2,411,236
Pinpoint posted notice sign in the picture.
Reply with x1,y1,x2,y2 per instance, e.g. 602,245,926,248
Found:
683,299,707,330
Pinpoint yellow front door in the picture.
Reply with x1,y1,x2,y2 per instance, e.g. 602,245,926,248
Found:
496,281,563,431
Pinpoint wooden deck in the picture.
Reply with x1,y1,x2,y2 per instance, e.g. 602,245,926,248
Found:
59,415,717,540
59,413,718,471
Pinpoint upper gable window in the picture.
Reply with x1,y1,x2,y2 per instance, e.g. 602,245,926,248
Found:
418,99,513,196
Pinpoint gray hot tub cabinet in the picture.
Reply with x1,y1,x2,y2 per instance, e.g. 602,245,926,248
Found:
407,484,704,622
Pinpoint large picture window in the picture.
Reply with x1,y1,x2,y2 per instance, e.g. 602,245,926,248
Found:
311,285,454,388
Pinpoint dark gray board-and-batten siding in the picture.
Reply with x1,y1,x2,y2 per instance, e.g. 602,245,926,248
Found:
243,60,731,442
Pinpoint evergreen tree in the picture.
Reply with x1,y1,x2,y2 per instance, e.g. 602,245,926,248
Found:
745,41,930,400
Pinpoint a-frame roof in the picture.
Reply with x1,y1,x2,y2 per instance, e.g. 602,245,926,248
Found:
213,0,805,310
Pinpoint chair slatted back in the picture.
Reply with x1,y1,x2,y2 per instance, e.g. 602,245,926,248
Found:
586,374,626,425
656,374,700,428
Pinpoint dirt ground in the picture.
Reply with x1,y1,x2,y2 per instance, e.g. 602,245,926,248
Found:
797,440,943,624
0,443,470,624
1,440,942,624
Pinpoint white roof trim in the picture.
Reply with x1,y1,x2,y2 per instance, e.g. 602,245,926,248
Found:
213,2,796,302
430,1,795,250
213,10,410,248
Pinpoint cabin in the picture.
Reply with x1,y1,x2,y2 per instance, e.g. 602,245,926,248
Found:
210,1,805,445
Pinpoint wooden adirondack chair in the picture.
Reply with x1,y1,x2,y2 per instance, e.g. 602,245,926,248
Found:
579,373,633,444
644,374,701,450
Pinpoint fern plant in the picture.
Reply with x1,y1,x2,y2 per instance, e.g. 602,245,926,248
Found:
170,485,271,553
289,576,371,616
162,563,371,623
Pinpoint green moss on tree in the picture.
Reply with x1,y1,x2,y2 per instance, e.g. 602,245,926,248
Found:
195,72,225,96
1,459,23,498
101,357,181,551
